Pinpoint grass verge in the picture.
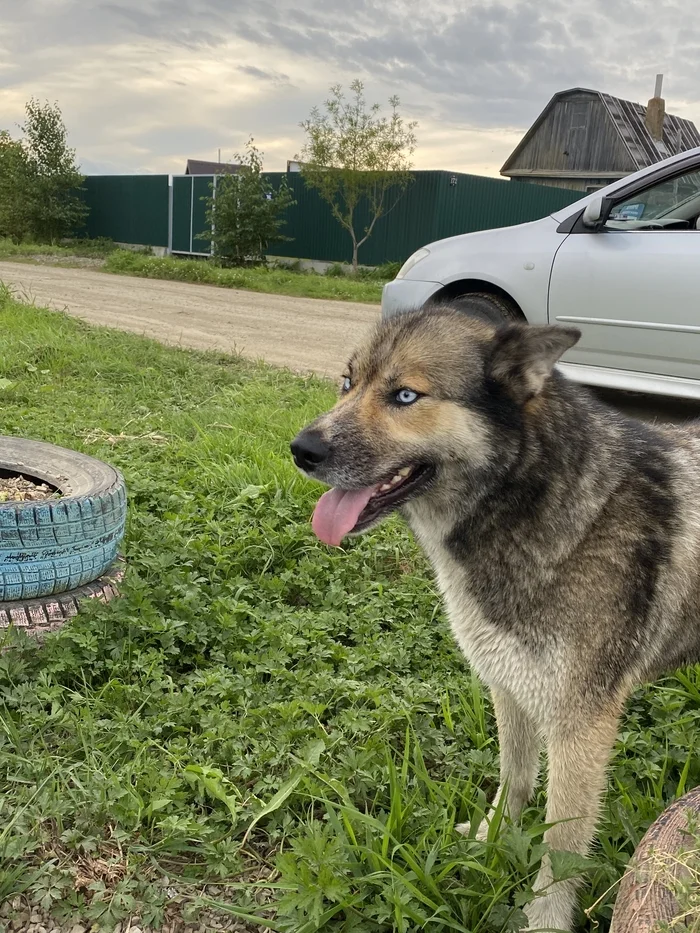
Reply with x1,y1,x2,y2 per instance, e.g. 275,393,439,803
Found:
0,237,119,260
0,239,390,303
0,290,699,930
102,251,386,303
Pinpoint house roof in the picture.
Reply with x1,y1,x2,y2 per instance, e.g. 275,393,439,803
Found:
185,159,241,175
501,88,700,175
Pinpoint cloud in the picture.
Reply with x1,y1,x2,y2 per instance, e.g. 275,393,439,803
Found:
0,0,698,175
237,65,292,86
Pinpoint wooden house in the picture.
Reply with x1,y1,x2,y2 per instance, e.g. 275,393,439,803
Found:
501,80,700,192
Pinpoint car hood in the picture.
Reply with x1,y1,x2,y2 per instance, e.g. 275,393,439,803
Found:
415,215,558,256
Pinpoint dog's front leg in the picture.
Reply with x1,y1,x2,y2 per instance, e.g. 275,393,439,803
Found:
457,688,540,840
524,704,621,932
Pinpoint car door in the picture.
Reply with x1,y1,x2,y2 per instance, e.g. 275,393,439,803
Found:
548,166,700,380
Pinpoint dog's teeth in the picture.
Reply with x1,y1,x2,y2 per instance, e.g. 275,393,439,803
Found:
379,470,412,494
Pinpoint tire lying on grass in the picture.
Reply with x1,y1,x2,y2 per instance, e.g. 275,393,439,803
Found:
611,785,700,932
0,437,127,610
0,560,126,639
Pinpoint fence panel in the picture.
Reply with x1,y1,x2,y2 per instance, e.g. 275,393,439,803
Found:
192,176,212,253
265,174,350,263
171,177,192,253
171,176,213,255
82,175,169,247
433,171,583,242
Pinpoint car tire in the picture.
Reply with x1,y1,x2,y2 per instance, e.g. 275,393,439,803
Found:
450,292,523,323
0,437,127,601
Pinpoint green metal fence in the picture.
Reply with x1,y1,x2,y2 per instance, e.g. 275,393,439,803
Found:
82,175,169,247
171,175,213,254
265,171,582,265
81,170,583,265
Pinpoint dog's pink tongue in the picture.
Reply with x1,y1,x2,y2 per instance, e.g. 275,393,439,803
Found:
312,486,375,546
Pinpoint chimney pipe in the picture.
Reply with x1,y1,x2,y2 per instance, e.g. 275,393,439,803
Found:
646,73,665,142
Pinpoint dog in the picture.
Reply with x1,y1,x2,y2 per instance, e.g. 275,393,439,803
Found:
290,303,700,931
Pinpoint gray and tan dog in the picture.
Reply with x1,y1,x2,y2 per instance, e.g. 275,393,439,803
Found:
290,303,700,932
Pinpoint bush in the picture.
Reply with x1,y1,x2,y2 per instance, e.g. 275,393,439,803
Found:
358,261,402,281
0,99,87,243
202,139,295,266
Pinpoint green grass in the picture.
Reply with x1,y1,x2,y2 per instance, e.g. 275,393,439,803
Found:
0,237,119,259
0,238,393,303
0,290,699,930
102,251,386,303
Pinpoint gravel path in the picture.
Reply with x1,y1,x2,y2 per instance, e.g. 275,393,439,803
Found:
0,262,379,378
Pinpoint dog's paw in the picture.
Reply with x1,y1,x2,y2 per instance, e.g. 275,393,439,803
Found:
455,818,489,841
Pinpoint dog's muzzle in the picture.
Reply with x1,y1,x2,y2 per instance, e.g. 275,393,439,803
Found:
290,429,330,474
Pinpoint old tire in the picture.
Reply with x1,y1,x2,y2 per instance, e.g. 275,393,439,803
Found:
0,437,127,601
611,785,700,932
0,559,125,640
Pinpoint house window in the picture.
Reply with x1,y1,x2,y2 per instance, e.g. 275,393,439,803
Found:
570,102,589,130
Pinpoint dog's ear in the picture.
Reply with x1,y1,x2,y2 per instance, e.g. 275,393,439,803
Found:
488,325,581,402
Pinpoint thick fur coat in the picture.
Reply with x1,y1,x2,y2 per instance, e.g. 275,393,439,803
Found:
291,304,700,931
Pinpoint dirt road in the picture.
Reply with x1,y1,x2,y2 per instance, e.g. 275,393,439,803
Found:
0,263,379,378
3,261,700,426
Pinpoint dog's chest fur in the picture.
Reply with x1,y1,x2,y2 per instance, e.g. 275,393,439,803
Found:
406,507,562,726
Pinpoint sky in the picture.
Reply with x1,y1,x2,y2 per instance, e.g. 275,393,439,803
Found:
0,0,698,178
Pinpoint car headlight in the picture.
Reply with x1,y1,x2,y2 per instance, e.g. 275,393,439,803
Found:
396,248,430,279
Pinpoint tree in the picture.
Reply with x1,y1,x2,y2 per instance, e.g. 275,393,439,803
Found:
298,80,417,270
0,132,32,241
20,99,87,242
202,139,296,266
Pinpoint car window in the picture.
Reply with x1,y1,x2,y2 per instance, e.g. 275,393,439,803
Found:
606,169,700,231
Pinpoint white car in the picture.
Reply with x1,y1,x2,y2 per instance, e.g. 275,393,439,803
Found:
382,146,700,400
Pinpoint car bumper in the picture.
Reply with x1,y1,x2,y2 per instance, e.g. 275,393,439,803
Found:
381,279,442,320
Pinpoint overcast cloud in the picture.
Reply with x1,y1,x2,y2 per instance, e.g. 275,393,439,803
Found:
0,0,698,176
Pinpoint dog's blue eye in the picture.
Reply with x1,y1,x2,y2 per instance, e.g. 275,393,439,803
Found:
342,376,352,392
396,388,419,405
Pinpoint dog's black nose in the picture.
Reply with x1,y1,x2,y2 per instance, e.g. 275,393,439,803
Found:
290,430,330,472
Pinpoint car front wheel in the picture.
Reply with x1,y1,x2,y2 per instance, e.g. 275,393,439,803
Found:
449,291,523,324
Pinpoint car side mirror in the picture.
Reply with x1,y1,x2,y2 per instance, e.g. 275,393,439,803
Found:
581,198,612,230
582,197,604,229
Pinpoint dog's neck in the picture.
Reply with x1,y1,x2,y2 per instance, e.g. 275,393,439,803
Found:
405,376,641,570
